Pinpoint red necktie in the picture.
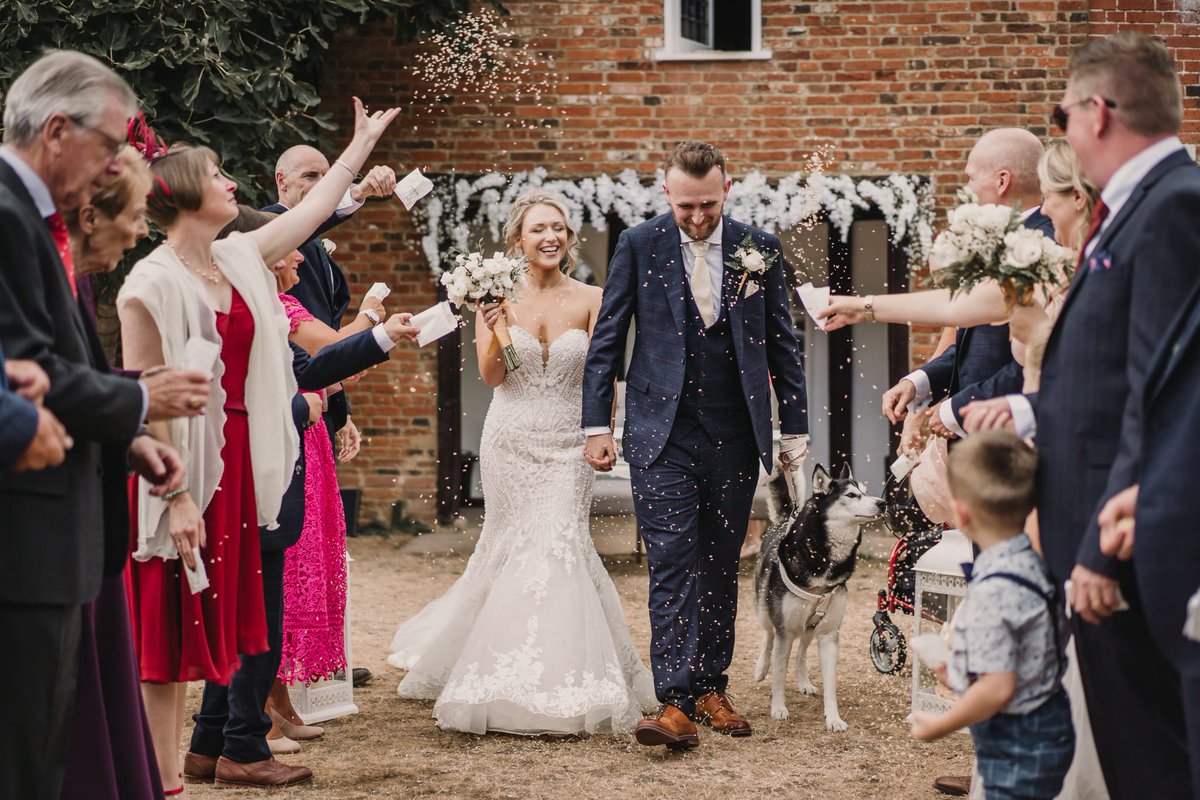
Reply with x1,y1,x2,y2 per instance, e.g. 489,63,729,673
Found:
1074,199,1109,278
46,212,76,299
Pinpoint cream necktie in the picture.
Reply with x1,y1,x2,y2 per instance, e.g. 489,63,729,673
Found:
688,239,716,327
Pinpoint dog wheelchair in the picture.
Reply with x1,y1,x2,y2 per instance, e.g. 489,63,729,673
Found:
868,472,946,675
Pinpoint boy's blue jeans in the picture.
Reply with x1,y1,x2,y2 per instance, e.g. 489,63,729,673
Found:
971,689,1074,800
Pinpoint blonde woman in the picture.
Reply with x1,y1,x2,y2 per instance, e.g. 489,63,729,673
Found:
388,190,654,736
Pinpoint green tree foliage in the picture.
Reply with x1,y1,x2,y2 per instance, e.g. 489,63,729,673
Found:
0,0,504,206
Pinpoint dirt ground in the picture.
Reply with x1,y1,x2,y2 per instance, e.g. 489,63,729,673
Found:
186,528,970,800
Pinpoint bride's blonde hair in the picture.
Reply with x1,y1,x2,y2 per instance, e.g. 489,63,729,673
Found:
1038,140,1099,251
502,190,581,273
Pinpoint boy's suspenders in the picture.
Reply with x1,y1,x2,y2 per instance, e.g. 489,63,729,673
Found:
977,570,1066,698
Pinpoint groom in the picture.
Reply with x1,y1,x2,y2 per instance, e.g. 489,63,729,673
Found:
582,141,809,749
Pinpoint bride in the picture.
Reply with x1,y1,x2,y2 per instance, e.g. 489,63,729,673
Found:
387,189,654,735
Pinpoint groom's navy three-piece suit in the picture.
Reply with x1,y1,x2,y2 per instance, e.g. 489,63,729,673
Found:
583,213,808,716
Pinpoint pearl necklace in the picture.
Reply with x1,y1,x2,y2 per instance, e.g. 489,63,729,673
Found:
167,241,222,285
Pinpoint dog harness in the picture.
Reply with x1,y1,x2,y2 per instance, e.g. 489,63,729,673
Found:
777,561,841,627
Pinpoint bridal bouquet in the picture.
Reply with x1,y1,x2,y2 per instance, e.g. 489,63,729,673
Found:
441,249,529,370
931,193,1074,309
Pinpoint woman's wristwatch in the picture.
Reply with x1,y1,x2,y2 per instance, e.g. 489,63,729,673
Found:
863,295,876,323
360,308,380,325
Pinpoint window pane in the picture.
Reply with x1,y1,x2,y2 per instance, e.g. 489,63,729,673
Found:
680,0,710,46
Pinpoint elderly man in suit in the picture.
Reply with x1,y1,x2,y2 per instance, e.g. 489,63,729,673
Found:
583,141,809,748
965,32,1200,798
0,51,204,800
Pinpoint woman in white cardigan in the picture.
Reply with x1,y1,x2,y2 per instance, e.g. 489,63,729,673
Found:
117,98,398,795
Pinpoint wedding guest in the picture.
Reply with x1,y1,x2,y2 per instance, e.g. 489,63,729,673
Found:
1097,277,1200,797
119,98,399,793
389,189,655,736
975,32,1199,798
183,206,415,771
0,50,196,800
817,129,1052,444
0,353,69,472
56,144,164,800
912,431,1073,800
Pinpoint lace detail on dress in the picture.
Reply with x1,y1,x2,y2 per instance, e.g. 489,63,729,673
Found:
387,326,655,734
279,294,314,334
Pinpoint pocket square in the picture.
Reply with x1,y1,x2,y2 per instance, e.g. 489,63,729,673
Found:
745,280,760,298
1087,249,1114,272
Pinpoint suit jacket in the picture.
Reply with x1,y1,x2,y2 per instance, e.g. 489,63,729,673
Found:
582,213,808,471
1123,281,1200,674
0,159,142,606
263,203,354,432
0,340,38,470
1036,148,1200,584
923,209,1056,423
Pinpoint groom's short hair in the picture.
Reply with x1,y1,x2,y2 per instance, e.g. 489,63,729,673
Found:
665,141,727,179
1068,32,1181,137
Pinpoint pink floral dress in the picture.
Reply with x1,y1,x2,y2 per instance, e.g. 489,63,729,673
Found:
278,294,348,683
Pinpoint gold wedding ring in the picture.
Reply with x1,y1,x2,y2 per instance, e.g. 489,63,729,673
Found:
188,396,204,409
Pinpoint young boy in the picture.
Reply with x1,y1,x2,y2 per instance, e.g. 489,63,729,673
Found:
911,431,1074,800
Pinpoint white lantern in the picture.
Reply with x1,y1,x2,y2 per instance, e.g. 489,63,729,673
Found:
288,554,359,723
910,529,972,721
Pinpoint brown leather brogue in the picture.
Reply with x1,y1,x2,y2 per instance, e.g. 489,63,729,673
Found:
932,774,971,796
214,756,313,788
633,704,699,750
182,751,217,784
695,691,753,737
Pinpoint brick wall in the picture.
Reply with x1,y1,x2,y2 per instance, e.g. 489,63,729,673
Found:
319,1,1197,525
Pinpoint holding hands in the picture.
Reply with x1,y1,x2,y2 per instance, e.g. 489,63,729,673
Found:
585,434,617,472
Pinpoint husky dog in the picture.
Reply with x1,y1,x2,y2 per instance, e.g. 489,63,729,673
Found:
753,462,886,730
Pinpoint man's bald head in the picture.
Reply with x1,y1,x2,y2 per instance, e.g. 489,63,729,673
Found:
274,145,330,207
965,128,1045,206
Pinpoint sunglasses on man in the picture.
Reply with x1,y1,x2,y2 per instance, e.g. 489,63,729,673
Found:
1051,96,1118,131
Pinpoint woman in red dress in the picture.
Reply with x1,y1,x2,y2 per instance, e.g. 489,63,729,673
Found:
118,99,399,795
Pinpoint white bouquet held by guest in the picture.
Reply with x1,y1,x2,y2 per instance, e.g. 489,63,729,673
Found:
931,190,1074,310
441,249,529,370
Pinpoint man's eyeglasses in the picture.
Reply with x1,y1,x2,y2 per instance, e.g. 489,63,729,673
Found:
68,115,126,159
1051,96,1117,131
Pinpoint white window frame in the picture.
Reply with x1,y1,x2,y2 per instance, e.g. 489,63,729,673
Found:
656,0,771,62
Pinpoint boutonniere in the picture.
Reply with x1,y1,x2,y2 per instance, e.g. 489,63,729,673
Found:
321,237,337,256
726,233,776,295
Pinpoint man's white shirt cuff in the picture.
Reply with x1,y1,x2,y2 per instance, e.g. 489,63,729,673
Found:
1008,394,1037,438
584,426,611,437
372,324,397,352
336,187,365,217
938,398,967,438
905,369,932,412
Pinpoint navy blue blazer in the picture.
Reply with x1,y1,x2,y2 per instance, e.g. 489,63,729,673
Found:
1120,281,1200,674
582,213,808,471
0,341,38,471
1036,148,1200,584
0,160,143,605
263,202,354,431
922,209,1055,422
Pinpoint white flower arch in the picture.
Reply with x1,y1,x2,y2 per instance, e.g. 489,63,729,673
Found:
416,168,934,275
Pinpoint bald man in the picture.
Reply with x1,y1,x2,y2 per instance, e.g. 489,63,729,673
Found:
263,146,395,440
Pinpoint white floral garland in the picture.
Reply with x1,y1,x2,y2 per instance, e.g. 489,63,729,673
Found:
417,168,934,275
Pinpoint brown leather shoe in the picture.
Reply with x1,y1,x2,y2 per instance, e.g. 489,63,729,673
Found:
633,705,699,750
183,751,217,784
695,691,753,737
932,774,971,796
214,756,314,788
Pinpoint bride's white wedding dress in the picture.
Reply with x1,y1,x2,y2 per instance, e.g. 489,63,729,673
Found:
387,325,655,735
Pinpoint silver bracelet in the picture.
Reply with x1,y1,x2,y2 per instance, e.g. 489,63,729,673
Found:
332,159,356,176
163,486,189,504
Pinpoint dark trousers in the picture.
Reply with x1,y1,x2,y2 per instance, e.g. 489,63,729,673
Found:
0,602,81,800
1072,607,1193,798
1183,674,1200,800
189,548,285,763
629,424,758,717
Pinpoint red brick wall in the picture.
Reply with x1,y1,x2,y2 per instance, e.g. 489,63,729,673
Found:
319,1,1197,525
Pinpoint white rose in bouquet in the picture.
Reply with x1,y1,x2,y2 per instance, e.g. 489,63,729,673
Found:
440,247,529,370
930,231,966,271
1002,229,1045,269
